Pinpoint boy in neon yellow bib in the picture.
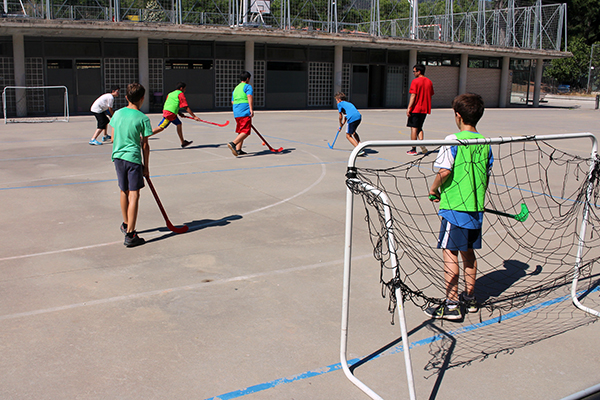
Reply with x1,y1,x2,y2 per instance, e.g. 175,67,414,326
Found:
227,71,254,157
426,93,493,321
153,82,200,148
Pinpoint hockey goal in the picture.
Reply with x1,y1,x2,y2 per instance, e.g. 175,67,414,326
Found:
2,85,69,123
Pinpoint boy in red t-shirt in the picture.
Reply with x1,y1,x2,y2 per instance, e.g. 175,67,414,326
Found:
406,64,434,155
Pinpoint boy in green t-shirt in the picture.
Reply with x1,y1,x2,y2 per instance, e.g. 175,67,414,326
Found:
426,93,493,321
110,83,154,247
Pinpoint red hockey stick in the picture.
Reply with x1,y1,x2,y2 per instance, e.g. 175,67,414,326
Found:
145,176,189,234
251,125,284,153
183,115,229,127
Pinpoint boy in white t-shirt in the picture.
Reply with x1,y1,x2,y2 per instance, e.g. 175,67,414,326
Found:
89,86,119,145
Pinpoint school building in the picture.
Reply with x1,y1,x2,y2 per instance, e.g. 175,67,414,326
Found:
0,1,569,117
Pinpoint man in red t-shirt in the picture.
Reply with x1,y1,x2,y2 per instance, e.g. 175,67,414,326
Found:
406,64,434,155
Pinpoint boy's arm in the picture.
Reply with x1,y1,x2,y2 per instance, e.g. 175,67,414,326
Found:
406,93,416,117
429,168,451,202
182,106,200,121
248,94,254,118
142,136,150,178
338,112,345,126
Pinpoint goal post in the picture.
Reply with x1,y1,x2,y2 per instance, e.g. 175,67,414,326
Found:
341,133,600,400
2,85,69,124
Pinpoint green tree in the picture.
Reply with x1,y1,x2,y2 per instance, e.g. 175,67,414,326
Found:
544,36,592,88
564,0,600,46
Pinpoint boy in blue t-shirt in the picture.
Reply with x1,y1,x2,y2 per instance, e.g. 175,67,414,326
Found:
335,92,365,156
426,93,493,321
110,83,154,247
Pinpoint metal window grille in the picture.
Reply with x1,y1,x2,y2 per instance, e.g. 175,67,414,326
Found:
308,62,333,107
105,58,139,109
253,60,265,108
149,58,163,96
0,57,16,117
215,59,244,108
342,63,350,99
25,58,45,113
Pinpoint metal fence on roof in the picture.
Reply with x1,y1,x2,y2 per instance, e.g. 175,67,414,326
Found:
4,0,566,51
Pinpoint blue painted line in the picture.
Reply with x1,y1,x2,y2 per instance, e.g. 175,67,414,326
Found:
204,287,599,400
0,161,344,191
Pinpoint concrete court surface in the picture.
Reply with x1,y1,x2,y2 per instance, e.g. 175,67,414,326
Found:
1,98,599,400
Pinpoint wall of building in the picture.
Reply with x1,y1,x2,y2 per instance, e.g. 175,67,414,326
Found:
427,66,460,108
1,34,519,118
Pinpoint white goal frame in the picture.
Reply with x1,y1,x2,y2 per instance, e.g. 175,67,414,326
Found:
2,85,69,124
341,132,599,400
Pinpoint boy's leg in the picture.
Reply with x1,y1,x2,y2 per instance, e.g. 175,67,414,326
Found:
91,128,103,141
232,132,249,150
443,249,460,302
346,133,360,147
120,190,130,227
176,124,185,144
460,248,477,296
126,189,141,233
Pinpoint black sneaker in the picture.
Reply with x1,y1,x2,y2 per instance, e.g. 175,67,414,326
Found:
124,231,145,247
237,149,247,155
120,222,127,234
181,140,193,148
424,303,462,321
460,293,480,313
227,142,238,157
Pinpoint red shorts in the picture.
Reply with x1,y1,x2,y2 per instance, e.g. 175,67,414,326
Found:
235,116,252,135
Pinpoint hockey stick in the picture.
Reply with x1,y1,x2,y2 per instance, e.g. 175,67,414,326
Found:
182,115,229,127
251,125,284,153
485,203,529,222
328,121,346,149
145,176,189,234
428,195,529,222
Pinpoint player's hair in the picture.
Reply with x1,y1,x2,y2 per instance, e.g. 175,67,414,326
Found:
334,92,347,101
175,82,186,90
110,86,120,93
126,83,145,104
452,93,485,126
239,71,252,81
413,64,426,74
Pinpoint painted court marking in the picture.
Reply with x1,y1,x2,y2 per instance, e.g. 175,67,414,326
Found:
203,287,600,400
0,150,327,262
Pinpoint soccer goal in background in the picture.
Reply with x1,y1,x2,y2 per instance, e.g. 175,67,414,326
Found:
341,133,600,400
2,86,69,123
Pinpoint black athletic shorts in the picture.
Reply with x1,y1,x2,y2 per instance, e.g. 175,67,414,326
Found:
406,113,427,129
114,158,145,192
94,112,110,130
347,118,361,135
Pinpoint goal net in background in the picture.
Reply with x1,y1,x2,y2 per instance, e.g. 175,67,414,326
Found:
2,86,69,123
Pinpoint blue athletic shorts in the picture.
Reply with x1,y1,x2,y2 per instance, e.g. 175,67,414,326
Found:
437,218,482,251
347,119,361,135
114,158,145,192
158,115,182,129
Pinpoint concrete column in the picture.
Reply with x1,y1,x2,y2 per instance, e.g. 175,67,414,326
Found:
138,37,150,113
12,33,27,117
334,45,343,101
499,56,510,108
245,41,254,78
533,58,544,108
459,53,468,95
408,49,417,104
